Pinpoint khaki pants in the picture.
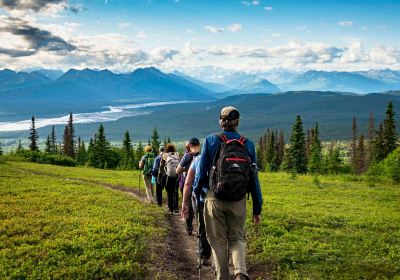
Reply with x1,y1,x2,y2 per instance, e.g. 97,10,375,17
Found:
143,174,154,203
204,191,248,280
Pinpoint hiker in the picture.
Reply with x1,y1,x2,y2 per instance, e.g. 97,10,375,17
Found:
139,145,156,203
178,141,190,194
162,143,180,214
181,148,212,266
194,106,263,280
152,146,166,206
177,138,200,235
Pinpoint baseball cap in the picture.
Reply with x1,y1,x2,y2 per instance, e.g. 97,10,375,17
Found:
220,106,240,121
188,137,200,146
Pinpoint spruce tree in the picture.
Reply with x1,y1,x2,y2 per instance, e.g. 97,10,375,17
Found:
50,125,57,154
94,124,110,168
257,136,265,170
308,123,323,174
355,134,367,174
265,130,275,165
29,116,39,151
76,137,87,165
371,123,386,162
122,130,133,169
326,143,342,174
351,116,357,169
277,131,285,167
45,135,52,153
383,101,397,157
16,140,24,154
151,127,161,152
0,141,3,156
63,113,75,158
287,115,307,174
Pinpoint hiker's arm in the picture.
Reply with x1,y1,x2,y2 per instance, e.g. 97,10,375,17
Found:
181,167,195,219
197,137,211,192
176,165,184,175
152,156,160,177
248,141,263,222
139,157,145,169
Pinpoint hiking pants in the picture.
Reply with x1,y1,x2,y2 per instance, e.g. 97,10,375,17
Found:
142,174,154,203
165,176,179,212
156,175,166,206
197,200,212,260
185,196,194,232
204,191,248,280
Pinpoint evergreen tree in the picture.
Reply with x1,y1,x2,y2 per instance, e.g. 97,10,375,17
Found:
265,130,275,165
45,135,52,153
151,127,161,152
383,101,397,157
0,141,3,156
326,143,342,174
277,131,285,167
16,140,24,154
257,136,265,170
350,116,357,169
308,123,323,174
354,134,367,174
136,141,144,166
76,137,87,165
50,125,57,154
122,130,133,169
167,137,171,144
367,112,375,165
93,124,110,168
286,115,307,174
63,113,75,158
371,123,386,162
29,116,39,151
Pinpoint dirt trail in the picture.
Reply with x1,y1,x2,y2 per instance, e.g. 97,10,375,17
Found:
16,167,217,279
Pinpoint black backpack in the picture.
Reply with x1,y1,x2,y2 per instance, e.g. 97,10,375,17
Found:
209,133,251,201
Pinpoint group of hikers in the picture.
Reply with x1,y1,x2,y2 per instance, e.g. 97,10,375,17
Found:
139,106,263,280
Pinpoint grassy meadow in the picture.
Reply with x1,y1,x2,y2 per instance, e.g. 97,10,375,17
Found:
247,172,400,279
1,160,400,279
0,161,165,279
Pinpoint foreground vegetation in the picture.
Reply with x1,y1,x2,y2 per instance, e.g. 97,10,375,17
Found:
0,161,165,279
247,172,400,279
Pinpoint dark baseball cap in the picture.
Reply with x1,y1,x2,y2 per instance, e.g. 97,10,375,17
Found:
188,137,200,146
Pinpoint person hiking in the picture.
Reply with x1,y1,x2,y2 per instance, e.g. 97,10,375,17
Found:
177,137,200,235
178,141,190,194
139,145,156,203
152,146,165,206
181,148,212,266
194,106,263,280
162,143,180,214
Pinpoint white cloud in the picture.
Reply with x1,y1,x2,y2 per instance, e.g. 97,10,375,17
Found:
227,24,243,33
338,21,353,27
252,1,260,5
117,22,133,30
204,25,224,33
241,1,259,6
264,6,273,11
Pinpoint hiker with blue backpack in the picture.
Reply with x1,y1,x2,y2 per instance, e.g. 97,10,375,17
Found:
193,106,263,280
139,145,156,203
177,138,200,235
162,143,180,214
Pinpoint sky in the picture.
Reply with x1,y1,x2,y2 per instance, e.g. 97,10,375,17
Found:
0,0,399,72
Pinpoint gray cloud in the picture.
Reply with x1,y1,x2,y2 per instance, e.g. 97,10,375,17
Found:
0,47,35,57
0,18,76,57
0,0,64,12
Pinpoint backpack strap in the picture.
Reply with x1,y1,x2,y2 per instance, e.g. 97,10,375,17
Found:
217,132,247,145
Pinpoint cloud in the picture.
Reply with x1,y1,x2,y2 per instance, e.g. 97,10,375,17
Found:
0,17,76,56
204,25,224,33
0,0,64,12
150,48,179,64
241,0,260,5
0,47,35,57
338,21,353,27
227,24,243,33
264,6,272,11
118,22,133,30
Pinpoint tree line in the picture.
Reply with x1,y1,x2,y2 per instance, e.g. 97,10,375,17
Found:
12,113,171,170
257,101,399,176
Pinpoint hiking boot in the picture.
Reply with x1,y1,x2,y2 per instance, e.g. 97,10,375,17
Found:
234,273,250,280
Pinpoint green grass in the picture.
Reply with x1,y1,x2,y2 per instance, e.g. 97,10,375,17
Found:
7,161,145,190
0,162,165,279
247,172,400,279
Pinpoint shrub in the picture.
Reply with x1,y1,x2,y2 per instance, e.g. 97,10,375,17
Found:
367,147,400,183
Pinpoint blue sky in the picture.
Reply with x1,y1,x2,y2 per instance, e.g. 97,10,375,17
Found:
0,0,399,71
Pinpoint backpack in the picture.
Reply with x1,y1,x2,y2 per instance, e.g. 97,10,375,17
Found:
164,152,180,178
209,133,251,201
143,153,155,176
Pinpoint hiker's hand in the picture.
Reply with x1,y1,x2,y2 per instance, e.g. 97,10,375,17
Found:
253,215,261,225
181,201,189,219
